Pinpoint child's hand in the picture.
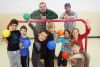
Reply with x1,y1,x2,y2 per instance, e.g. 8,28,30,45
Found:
39,59,44,64
71,54,82,59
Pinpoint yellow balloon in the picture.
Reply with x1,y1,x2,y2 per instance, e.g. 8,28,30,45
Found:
2,29,11,37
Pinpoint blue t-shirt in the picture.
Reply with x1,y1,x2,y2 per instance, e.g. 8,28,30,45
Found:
57,37,71,53
20,36,31,56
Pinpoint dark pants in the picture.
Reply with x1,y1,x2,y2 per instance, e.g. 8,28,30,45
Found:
44,49,55,67
57,51,67,66
32,49,45,67
21,56,29,67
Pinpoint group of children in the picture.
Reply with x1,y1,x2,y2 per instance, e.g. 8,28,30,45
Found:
4,18,90,67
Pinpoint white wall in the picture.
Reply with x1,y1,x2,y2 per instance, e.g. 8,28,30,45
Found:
0,0,100,13
0,0,100,36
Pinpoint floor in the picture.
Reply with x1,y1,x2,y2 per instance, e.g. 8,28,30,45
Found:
0,38,100,67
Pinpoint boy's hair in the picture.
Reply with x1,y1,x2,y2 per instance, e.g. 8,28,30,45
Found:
39,30,49,35
71,39,79,47
9,19,18,25
47,23,55,29
20,25,27,32
7,19,18,29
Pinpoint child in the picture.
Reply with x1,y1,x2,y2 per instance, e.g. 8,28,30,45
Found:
20,25,31,67
6,19,21,67
70,41,84,67
71,21,91,67
57,30,72,67
44,22,57,67
28,22,48,67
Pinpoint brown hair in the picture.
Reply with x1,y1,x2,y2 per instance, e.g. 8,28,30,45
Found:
20,25,27,32
39,2,46,6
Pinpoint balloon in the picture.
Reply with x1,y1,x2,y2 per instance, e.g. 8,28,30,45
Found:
2,29,11,37
47,41,56,50
57,29,64,36
61,51,69,59
23,13,30,20
23,39,31,47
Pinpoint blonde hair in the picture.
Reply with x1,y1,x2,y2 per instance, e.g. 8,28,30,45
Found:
47,22,55,29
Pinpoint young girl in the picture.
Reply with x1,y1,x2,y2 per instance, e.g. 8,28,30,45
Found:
20,25,31,67
71,22,91,67
57,30,72,67
28,22,48,67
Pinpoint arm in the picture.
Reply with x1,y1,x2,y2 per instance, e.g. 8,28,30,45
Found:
80,22,91,39
30,10,41,19
59,13,66,19
70,12,78,19
28,22,37,38
45,9,58,19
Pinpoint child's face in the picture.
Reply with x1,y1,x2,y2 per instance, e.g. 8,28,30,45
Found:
48,27,55,33
38,32,48,41
64,31,70,38
20,29,27,36
10,24,18,31
72,29,79,38
72,45,80,54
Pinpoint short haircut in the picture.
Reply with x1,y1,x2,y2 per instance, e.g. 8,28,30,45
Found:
47,23,55,29
39,30,49,35
20,25,27,32
39,2,46,6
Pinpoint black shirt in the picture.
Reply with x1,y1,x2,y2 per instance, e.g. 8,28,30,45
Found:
7,30,21,51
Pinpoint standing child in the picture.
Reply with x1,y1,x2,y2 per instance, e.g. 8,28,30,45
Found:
6,19,21,67
71,21,91,67
20,25,31,67
28,22,48,67
44,22,57,67
57,30,72,67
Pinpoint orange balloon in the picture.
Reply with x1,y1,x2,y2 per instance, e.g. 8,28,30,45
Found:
62,51,69,59
57,29,64,36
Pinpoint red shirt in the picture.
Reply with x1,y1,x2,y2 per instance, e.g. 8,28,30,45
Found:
72,25,91,51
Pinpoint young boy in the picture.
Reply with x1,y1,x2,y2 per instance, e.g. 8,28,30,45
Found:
20,25,31,67
44,22,57,67
71,41,84,67
6,19,21,67
28,22,48,67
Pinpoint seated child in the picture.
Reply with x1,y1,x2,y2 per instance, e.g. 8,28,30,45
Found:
70,41,84,67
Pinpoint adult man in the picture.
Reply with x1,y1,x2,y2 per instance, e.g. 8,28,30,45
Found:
60,3,78,31
30,2,58,33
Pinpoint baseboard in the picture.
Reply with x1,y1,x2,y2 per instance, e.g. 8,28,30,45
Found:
88,36,100,38
29,36,100,39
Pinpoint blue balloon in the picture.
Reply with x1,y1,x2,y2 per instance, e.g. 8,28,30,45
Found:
47,41,56,50
23,40,31,47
